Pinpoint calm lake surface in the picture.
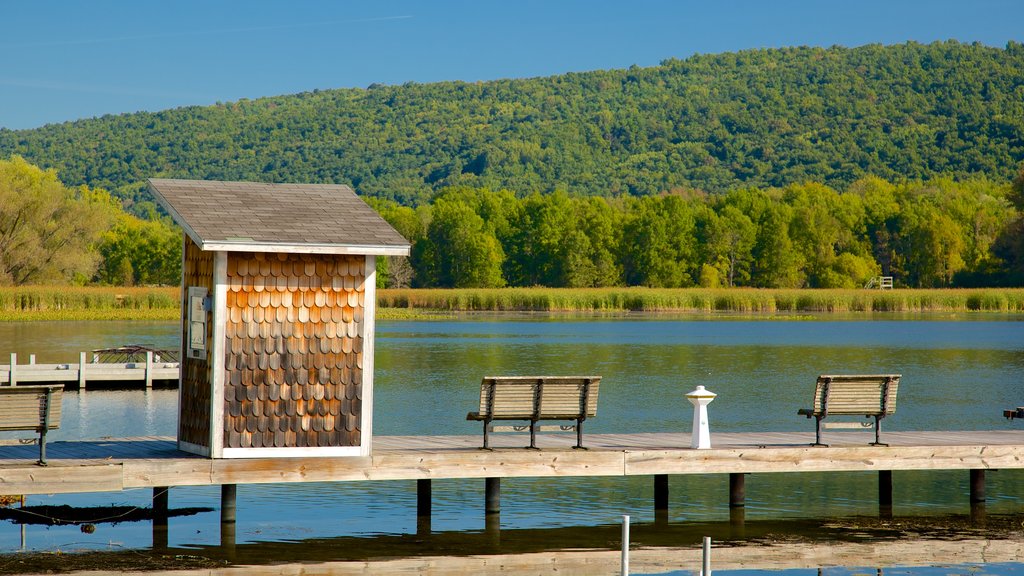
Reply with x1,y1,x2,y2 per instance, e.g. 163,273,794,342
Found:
1,315,1023,572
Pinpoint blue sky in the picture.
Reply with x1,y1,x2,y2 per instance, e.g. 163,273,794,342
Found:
2,0,1022,130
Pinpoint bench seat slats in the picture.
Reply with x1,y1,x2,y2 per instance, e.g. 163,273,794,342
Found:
800,374,900,446
469,376,601,449
0,386,62,431
476,378,599,418
0,384,63,464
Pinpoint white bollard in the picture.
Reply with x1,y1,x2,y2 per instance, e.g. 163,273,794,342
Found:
621,514,630,576
686,386,717,449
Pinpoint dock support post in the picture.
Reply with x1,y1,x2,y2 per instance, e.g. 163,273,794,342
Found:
152,487,168,549
729,473,745,508
417,479,432,535
79,352,87,390
145,350,153,388
485,477,500,515
970,469,985,503
220,484,237,557
221,484,237,524
485,477,500,538
878,470,893,517
654,474,669,523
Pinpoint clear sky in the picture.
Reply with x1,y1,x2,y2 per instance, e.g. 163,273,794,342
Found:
2,0,1022,130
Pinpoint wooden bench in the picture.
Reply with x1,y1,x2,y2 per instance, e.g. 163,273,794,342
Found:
797,374,900,447
0,384,63,465
466,376,600,450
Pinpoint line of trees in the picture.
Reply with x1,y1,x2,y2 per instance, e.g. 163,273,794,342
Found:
372,173,1024,289
3,154,1021,290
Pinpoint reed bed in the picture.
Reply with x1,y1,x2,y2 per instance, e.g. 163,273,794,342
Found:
378,287,1024,314
0,286,179,321
3,286,1023,321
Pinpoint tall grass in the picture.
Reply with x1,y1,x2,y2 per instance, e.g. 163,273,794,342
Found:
4,286,1023,321
378,287,1024,314
0,286,179,321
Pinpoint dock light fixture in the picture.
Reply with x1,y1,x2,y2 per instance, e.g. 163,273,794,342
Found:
686,385,717,449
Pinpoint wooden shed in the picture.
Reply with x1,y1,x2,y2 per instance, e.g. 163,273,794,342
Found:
149,179,410,458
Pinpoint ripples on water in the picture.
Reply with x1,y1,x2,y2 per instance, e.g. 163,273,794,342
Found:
2,316,1023,573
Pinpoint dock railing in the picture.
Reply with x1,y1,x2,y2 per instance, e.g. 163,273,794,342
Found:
0,352,179,389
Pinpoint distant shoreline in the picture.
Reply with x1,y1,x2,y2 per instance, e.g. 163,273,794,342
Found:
2,286,1023,321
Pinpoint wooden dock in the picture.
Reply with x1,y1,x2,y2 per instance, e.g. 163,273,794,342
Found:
1,352,178,389
1,430,1022,498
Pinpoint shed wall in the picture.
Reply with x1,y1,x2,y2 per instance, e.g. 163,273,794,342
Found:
223,252,366,449
179,236,214,450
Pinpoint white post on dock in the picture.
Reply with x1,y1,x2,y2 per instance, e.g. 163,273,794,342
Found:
28,354,35,365
145,350,153,389
686,386,717,449
621,514,630,576
78,352,87,390
701,535,712,576
9,353,16,386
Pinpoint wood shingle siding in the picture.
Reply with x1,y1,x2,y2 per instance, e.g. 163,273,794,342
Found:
179,236,213,450
223,252,364,449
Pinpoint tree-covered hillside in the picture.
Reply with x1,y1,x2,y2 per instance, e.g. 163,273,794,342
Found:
1,41,1022,209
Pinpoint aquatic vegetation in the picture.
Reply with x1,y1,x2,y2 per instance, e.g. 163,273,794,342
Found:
378,287,1024,313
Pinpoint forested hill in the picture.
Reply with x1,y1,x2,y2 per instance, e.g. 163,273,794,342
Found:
2,41,1023,209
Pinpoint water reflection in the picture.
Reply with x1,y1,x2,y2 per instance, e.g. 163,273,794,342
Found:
2,316,1024,565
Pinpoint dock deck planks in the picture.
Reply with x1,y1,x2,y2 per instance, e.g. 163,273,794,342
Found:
1,430,1023,496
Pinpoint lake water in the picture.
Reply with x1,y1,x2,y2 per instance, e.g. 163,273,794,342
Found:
1,315,1023,573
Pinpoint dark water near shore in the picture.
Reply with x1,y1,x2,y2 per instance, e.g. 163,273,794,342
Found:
1,315,1023,573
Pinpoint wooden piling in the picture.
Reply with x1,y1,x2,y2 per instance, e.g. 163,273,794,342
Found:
153,487,168,521
729,473,745,508
969,469,985,503
152,486,169,548
485,477,500,515
221,484,237,524
876,471,892,506
417,479,432,535
878,470,893,518
654,474,668,511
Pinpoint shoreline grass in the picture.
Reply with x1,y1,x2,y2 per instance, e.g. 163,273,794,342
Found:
378,287,1024,314
0,286,179,321
2,286,1023,321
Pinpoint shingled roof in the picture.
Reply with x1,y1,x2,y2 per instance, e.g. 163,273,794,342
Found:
149,179,410,255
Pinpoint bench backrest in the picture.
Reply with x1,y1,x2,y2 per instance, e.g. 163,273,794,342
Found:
809,374,900,416
476,376,600,419
0,385,63,431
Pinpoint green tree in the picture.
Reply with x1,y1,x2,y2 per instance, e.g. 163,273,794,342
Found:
414,199,505,287
96,213,181,285
707,205,757,287
899,202,966,287
621,195,698,287
0,156,116,285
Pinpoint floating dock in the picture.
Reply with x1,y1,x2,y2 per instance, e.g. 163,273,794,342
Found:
0,352,178,389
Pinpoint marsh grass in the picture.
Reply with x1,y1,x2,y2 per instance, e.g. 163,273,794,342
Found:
378,287,1024,314
3,286,1022,321
0,286,179,321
